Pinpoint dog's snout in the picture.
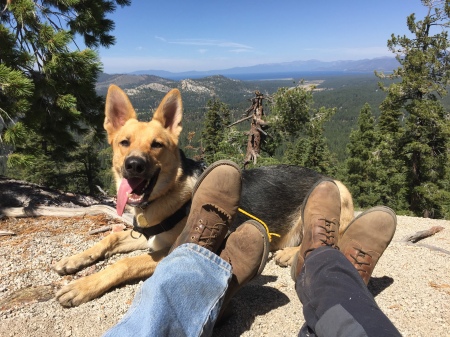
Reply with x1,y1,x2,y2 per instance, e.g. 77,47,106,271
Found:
125,156,146,175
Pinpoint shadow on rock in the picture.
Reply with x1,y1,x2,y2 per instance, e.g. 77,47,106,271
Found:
213,276,290,336
368,276,394,297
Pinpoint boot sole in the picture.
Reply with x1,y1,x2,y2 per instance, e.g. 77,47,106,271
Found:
290,248,300,282
242,219,270,276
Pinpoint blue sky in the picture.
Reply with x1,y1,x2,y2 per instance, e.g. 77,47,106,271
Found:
98,0,430,74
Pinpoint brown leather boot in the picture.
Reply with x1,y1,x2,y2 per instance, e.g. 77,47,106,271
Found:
217,220,270,321
291,179,341,281
169,160,242,254
338,206,396,285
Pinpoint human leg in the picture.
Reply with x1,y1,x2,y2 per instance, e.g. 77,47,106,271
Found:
104,160,242,337
292,189,400,337
103,243,232,337
297,246,400,337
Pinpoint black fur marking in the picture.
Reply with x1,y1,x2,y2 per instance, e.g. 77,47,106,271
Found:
179,150,206,178
236,165,325,231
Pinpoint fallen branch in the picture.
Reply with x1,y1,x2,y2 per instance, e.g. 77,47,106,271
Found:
0,230,16,236
88,223,127,235
0,205,133,226
402,226,444,243
88,225,112,235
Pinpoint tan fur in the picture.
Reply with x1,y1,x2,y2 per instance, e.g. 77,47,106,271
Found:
335,180,355,234
55,86,192,307
54,85,355,307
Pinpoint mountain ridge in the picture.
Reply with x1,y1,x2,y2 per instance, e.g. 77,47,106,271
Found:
127,57,399,79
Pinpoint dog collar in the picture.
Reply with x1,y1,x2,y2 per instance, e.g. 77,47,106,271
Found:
132,201,191,238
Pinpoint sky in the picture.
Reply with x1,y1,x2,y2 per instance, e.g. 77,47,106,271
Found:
98,0,431,74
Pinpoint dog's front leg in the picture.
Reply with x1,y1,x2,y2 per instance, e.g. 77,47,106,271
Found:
273,246,301,267
54,230,149,275
56,251,166,307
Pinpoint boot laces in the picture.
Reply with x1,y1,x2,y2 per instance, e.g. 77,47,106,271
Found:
193,219,226,246
318,218,337,246
304,218,338,257
349,247,372,272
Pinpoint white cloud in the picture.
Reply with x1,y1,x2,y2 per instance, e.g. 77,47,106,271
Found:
155,37,253,51
229,48,253,54
155,35,166,42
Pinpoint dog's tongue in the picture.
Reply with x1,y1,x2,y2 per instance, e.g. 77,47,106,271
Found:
117,179,133,216
117,177,147,216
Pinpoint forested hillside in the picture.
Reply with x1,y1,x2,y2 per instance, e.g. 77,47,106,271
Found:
95,72,394,161
94,2,450,220
3,1,448,219
95,67,450,219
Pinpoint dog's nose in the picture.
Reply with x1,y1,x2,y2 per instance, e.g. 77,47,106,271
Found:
125,156,146,175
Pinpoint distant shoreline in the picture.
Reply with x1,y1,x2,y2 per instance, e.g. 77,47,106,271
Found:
166,71,374,81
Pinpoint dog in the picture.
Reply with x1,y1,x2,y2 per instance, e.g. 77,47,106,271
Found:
54,85,354,307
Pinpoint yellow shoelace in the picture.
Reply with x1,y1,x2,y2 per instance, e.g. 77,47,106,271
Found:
238,208,280,242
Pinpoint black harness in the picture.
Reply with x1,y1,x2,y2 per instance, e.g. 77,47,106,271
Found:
132,201,191,238
131,155,206,239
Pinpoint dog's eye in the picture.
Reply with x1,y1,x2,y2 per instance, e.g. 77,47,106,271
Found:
119,139,130,147
151,140,163,149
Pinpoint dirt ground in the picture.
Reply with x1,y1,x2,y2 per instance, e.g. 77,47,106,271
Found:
1,177,449,336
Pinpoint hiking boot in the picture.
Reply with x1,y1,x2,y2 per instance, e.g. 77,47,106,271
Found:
291,179,341,282
338,206,396,285
169,160,242,254
217,220,270,321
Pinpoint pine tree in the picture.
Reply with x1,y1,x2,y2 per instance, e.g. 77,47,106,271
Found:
283,139,307,166
270,86,311,138
0,0,130,190
69,130,103,195
345,103,384,208
271,85,335,174
201,98,233,163
271,86,313,165
301,106,336,175
376,0,450,218
374,85,409,212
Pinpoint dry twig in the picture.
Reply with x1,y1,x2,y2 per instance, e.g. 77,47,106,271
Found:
403,226,444,243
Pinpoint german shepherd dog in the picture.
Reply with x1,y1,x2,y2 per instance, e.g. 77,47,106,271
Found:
54,85,354,307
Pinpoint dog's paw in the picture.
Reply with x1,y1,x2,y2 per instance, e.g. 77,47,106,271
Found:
55,277,100,307
53,256,87,276
273,246,300,267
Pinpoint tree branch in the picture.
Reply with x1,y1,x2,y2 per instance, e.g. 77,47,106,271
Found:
227,115,253,127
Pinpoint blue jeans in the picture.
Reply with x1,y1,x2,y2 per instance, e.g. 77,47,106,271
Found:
103,243,232,337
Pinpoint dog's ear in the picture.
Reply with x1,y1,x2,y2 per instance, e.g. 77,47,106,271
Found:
104,85,137,143
152,89,183,138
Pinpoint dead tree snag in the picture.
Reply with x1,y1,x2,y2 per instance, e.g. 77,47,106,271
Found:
228,91,269,168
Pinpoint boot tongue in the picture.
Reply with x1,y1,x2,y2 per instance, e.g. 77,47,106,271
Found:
116,178,145,216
